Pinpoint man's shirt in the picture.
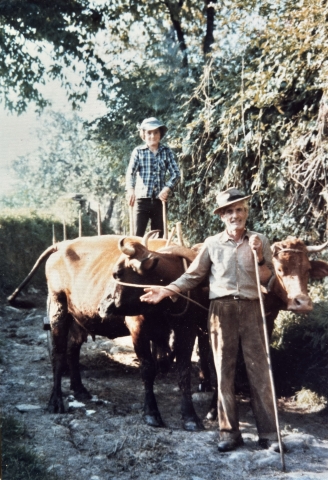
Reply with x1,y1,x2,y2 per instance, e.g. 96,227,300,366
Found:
126,143,180,198
172,230,274,300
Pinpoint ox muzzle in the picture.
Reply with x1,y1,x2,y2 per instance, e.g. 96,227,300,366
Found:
286,294,313,313
98,293,117,319
98,281,148,318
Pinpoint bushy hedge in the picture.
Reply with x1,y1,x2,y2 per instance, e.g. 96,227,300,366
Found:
0,209,109,295
272,283,328,399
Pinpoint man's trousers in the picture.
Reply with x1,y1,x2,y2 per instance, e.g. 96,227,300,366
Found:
209,297,278,441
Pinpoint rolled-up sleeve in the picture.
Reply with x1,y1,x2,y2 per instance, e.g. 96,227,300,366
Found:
171,243,211,292
126,148,139,190
165,149,180,190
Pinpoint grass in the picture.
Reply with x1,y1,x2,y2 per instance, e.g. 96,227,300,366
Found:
295,388,328,412
1,414,60,480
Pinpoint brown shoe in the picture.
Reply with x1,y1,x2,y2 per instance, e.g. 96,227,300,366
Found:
218,436,244,452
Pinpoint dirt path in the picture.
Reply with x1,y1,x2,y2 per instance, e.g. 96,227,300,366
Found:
1,302,328,480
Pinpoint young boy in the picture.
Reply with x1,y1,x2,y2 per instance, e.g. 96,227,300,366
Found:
126,117,180,237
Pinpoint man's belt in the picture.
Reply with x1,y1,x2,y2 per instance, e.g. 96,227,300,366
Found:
213,295,255,301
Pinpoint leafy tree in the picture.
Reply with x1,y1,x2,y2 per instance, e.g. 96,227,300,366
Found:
0,0,218,113
0,0,108,112
5,0,328,247
3,112,119,226
172,0,328,243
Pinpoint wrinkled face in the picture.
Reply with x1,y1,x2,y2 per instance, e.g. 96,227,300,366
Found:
271,239,313,312
220,201,248,234
144,128,161,150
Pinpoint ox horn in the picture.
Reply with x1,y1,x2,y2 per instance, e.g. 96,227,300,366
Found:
141,230,161,247
306,240,328,253
118,237,135,256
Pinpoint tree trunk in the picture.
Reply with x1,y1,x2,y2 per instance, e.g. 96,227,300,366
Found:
164,1,188,69
203,0,216,56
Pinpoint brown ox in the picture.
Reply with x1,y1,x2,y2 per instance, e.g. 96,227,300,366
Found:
8,236,175,412
270,236,328,310
98,238,208,430
101,236,328,422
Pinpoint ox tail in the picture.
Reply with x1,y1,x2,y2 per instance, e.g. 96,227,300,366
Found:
7,245,58,307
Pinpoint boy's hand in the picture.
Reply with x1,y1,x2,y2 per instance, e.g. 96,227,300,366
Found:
127,189,136,206
158,186,170,202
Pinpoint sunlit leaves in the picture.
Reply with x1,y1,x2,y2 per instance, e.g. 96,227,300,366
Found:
0,0,106,112
173,0,328,243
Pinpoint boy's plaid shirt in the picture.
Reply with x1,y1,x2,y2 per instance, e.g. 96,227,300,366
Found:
126,143,180,198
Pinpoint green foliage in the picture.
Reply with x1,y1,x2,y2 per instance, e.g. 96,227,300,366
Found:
1,414,60,480
0,1,215,113
271,283,328,398
0,209,105,294
175,0,328,243
1,112,119,231
0,0,107,112
3,0,328,245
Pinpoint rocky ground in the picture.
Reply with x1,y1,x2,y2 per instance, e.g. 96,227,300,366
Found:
1,299,328,480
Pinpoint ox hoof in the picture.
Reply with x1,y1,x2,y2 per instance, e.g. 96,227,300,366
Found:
47,398,66,414
72,386,92,401
206,408,218,421
183,418,204,432
143,414,165,428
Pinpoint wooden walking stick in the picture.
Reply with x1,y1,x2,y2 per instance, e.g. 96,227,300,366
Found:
129,205,135,236
52,224,56,245
252,249,286,472
162,201,168,239
97,203,102,236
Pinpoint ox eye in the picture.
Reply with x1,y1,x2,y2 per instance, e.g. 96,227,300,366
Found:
113,268,124,279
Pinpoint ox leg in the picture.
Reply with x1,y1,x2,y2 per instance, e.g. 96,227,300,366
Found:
151,334,174,375
174,323,204,431
137,342,164,427
48,294,71,413
67,322,92,400
129,320,164,428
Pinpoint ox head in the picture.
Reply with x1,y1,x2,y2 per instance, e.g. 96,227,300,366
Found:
98,238,189,318
271,236,328,312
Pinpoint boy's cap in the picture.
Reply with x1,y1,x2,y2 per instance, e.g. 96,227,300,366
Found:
139,117,168,136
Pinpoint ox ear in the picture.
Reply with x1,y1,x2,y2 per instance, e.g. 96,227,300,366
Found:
140,254,160,273
309,260,328,279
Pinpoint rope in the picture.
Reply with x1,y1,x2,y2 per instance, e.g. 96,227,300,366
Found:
113,279,209,312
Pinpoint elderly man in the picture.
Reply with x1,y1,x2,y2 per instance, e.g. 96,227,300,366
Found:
141,187,284,453
126,117,180,237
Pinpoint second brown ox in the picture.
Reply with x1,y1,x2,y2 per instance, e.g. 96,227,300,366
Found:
100,235,328,421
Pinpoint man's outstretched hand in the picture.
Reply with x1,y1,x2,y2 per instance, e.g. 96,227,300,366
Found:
140,285,180,304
